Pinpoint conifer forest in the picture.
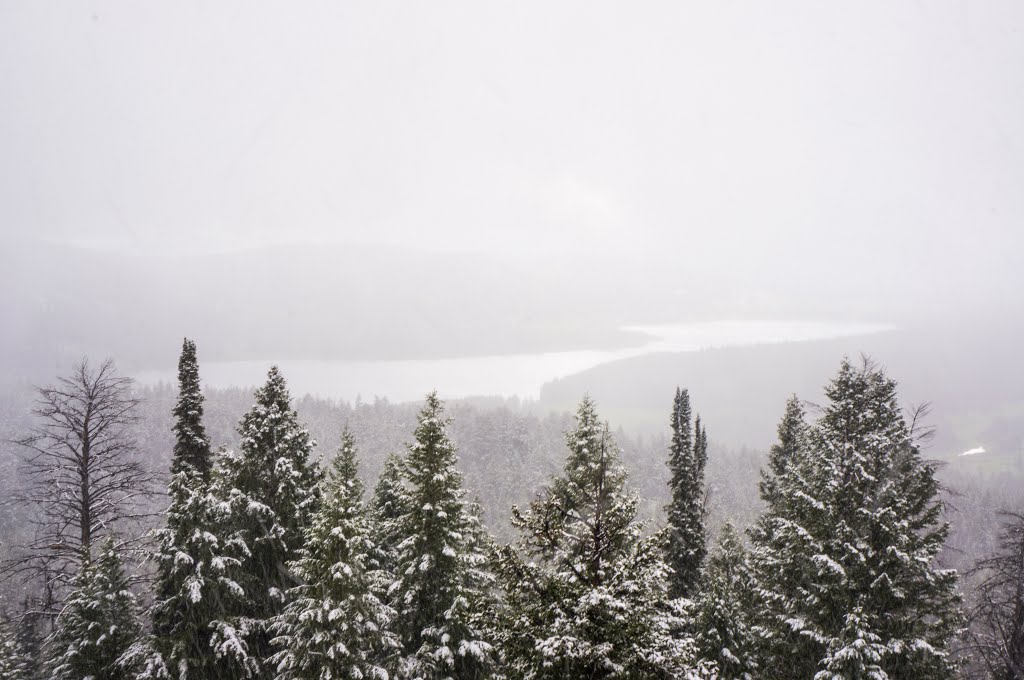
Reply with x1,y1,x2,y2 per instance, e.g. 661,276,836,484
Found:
0,340,1020,680
2,2,1022,679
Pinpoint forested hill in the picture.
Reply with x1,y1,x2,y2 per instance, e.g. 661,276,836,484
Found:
2,378,1018,587
0,382,764,546
539,318,1024,458
2,360,1023,678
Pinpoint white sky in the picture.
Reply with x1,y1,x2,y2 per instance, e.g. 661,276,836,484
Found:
1,1,1022,290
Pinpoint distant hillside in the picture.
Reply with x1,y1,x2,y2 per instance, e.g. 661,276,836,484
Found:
538,318,1024,459
0,240,656,381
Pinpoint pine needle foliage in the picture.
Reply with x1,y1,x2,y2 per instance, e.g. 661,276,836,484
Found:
270,428,400,680
496,397,712,680
45,538,142,680
389,392,497,680
219,366,322,676
750,358,963,680
665,388,709,599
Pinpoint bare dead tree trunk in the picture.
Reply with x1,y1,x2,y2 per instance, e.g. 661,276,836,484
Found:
0,358,159,609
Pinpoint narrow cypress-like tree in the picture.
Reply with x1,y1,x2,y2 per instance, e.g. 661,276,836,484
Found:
270,427,399,680
665,387,708,598
170,338,212,480
220,367,321,676
45,537,142,680
695,523,758,680
496,397,711,679
750,358,963,679
389,392,496,680
694,414,708,482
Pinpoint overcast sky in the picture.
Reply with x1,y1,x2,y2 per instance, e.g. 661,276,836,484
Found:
1,2,1022,300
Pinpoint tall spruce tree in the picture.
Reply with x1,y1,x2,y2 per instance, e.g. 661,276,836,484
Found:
270,428,399,680
220,366,321,676
695,523,759,680
665,387,708,599
138,339,253,679
694,414,708,482
750,358,963,679
170,338,212,480
496,397,712,679
45,537,142,680
389,392,496,680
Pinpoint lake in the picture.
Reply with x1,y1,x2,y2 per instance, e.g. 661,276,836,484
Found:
133,320,893,402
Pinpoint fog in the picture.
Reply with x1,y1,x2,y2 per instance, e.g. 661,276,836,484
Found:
3,2,1023,321
2,7,1024,676
1,1,1022,422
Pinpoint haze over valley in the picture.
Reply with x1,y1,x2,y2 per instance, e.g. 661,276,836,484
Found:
1,3,1022,678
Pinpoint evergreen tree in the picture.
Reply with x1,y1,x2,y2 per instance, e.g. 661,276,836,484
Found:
695,523,758,680
389,392,497,680
665,387,708,599
220,366,321,676
270,428,399,680
140,337,234,675
45,537,142,680
11,594,48,680
170,338,212,480
757,395,805,507
370,451,410,575
137,470,254,679
134,338,253,680
694,414,708,483
496,397,712,679
0,619,31,680
750,358,963,679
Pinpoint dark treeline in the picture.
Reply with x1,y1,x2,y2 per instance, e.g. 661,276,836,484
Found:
0,340,1022,679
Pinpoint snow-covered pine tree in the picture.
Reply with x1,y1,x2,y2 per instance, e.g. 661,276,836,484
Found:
496,397,712,680
270,427,399,680
137,468,258,680
458,495,502,675
131,338,254,679
45,537,142,680
171,338,212,480
0,619,31,680
740,394,812,678
695,522,758,680
665,387,708,599
750,358,963,680
756,395,805,508
8,597,46,680
220,366,321,676
389,392,497,680
370,451,410,576
694,414,708,482
747,395,823,679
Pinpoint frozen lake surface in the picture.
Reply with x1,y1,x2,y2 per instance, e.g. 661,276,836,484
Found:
134,320,893,402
